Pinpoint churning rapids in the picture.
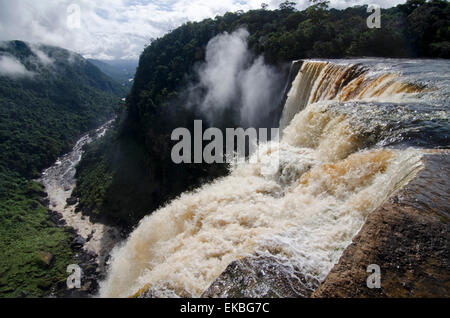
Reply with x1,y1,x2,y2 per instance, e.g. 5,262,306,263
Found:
100,59,449,298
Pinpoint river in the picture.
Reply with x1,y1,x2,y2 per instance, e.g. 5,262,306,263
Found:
39,120,122,273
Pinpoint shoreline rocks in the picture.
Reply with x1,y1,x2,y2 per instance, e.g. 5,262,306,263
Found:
45,196,116,298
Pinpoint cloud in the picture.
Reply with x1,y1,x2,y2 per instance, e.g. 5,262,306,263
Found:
29,44,54,66
0,55,34,78
0,0,407,60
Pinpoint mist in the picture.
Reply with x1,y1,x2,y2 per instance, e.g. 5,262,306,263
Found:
0,54,34,78
187,28,285,128
29,44,54,66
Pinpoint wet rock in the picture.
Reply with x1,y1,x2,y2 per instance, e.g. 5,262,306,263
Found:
64,227,77,235
313,152,450,298
66,197,78,206
79,250,97,263
135,287,159,298
48,210,66,227
202,256,319,298
71,235,86,250
37,197,50,207
86,231,95,242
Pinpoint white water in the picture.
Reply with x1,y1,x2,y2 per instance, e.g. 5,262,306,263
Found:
40,120,121,268
99,60,435,298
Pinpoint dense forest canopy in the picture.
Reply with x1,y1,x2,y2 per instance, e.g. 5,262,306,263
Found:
75,0,450,229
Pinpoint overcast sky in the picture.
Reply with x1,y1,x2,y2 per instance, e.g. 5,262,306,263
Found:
0,0,406,60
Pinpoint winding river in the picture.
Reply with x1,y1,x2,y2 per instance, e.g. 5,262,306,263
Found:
39,120,121,270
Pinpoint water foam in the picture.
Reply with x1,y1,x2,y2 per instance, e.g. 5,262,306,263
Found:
99,60,430,298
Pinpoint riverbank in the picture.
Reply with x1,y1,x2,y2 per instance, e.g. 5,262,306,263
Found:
39,120,125,297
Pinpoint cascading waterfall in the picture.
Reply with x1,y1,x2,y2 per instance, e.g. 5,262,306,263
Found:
99,59,449,298
279,60,425,132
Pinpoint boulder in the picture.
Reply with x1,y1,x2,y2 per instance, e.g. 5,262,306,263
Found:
71,235,86,249
202,256,319,298
66,197,78,206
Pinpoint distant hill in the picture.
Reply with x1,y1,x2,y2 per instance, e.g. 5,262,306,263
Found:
88,59,138,90
0,40,124,178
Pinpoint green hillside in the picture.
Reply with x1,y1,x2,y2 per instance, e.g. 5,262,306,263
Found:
0,40,123,297
88,59,137,90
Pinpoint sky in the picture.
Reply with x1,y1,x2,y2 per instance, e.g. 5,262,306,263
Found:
0,0,406,61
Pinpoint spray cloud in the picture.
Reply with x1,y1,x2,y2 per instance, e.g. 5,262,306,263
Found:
188,28,284,128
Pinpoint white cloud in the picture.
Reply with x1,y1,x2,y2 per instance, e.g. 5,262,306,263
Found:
0,55,34,78
0,0,406,60
29,44,54,66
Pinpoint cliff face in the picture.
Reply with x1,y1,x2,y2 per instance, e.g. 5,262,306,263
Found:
203,151,450,298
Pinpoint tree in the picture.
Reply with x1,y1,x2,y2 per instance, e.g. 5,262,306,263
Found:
279,1,296,11
306,0,330,23
398,0,426,15
261,3,269,10
309,0,330,11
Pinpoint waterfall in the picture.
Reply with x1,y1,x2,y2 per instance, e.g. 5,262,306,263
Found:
279,61,424,132
99,59,445,298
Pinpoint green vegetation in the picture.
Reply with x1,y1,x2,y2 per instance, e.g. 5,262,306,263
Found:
74,115,158,228
0,40,123,297
0,173,75,297
0,40,124,178
76,0,450,228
